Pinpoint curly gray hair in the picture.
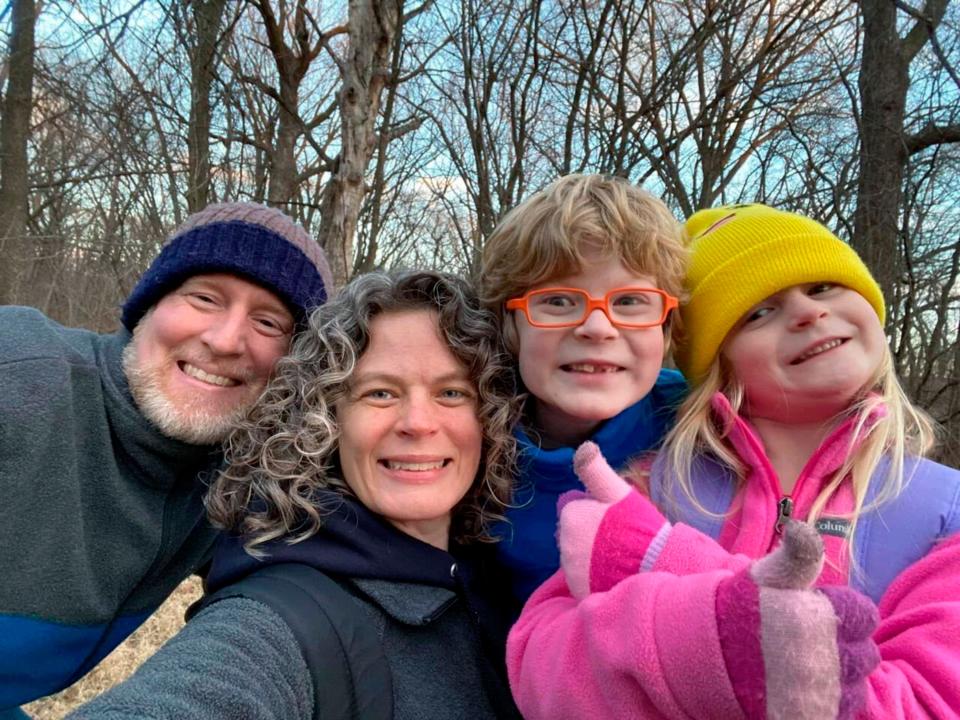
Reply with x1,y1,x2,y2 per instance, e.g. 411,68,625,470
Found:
206,270,521,555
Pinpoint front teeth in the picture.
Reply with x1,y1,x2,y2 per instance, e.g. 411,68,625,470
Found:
566,363,618,373
796,339,844,363
182,363,238,387
385,460,445,471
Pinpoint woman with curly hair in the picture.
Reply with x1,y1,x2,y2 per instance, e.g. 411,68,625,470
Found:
70,270,524,720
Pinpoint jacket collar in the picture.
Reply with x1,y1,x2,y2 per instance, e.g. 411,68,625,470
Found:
709,392,886,491
515,394,662,491
206,494,463,593
709,392,885,567
99,330,219,489
350,578,458,626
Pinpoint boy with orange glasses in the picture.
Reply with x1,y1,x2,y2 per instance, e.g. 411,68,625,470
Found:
480,174,687,605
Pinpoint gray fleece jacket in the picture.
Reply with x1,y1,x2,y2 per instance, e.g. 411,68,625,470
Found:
67,497,521,720
0,306,221,709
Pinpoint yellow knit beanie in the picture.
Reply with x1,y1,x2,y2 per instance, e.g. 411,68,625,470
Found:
675,203,885,385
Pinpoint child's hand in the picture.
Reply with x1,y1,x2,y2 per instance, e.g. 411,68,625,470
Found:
717,521,879,720
557,441,670,599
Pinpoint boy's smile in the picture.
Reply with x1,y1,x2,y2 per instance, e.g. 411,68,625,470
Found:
513,248,667,446
562,361,623,374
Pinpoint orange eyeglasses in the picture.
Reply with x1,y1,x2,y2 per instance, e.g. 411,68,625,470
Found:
506,287,678,329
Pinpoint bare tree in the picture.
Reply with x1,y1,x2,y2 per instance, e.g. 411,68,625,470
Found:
245,0,336,206
550,0,854,215
315,0,413,284
0,0,37,303
412,0,553,277
854,0,960,298
185,0,230,212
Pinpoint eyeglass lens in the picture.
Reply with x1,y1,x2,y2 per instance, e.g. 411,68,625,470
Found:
528,289,665,325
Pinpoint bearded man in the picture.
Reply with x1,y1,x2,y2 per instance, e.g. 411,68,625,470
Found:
0,203,332,714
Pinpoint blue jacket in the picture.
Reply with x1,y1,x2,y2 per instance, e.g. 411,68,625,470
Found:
496,368,685,604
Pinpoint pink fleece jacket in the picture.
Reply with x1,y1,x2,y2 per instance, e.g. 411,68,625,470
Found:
509,566,750,719
508,397,960,719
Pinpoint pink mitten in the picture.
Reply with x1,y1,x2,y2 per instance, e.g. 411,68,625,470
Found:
716,521,879,719
558,442,670,599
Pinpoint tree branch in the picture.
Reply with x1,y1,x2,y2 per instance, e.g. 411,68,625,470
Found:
906,123,960,154
894,0,949,63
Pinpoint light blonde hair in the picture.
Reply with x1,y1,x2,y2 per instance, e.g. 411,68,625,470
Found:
479,174,687,353
659,343,937,550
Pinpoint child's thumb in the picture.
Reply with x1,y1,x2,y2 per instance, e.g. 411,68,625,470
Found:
573,441,630,503
750,521,824,590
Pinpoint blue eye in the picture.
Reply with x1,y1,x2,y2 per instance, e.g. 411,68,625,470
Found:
365,389,394,401
439,387,475,402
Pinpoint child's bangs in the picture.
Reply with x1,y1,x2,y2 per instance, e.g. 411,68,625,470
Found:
513,225,593,289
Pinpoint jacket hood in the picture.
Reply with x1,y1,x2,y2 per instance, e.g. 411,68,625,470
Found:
205,493,465,594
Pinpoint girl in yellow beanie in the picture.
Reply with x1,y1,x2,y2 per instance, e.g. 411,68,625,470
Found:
509,204,960,719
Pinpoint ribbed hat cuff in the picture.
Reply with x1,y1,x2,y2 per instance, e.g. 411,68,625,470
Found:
677,233,885,383
121,220,328,331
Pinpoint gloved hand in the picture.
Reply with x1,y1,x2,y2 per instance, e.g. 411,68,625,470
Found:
557,441,671,599
716,521,880,720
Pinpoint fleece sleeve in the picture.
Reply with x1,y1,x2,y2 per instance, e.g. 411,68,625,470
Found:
65,598,313,720
864,532,960,719
647,522,753,575
588,514,753,591
506,569,746,720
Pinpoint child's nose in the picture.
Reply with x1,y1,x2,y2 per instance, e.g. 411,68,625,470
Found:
788,295,828,329
574,308,619,339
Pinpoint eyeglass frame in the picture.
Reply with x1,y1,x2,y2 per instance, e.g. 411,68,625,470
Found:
505,286,679,329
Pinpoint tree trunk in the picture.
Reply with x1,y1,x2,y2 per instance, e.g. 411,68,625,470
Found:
266,73,301,205
853,0,909,301
250,0,318,208
186,0,228,213
0,0,36,304
317,0,402,286
853,0,949,303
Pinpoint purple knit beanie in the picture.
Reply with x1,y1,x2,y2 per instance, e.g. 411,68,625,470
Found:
121,202,334,331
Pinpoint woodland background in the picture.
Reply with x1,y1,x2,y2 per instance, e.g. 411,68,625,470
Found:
0,0,957,456
1,0,958,714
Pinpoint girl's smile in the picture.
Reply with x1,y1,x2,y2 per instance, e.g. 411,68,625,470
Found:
722,282,886,424
789,337,849,365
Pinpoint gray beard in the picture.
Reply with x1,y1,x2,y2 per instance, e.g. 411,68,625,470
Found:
122,340,245,446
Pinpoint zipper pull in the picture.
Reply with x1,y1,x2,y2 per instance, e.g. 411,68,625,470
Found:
775,496,794,534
